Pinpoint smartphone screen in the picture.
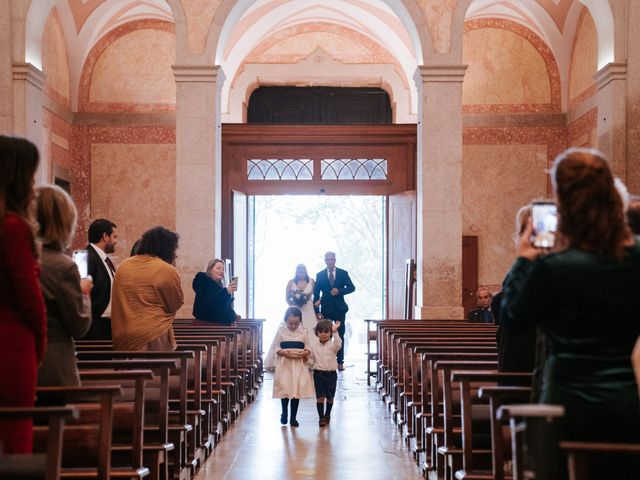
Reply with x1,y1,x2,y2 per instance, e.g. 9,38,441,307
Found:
72,250,89,278
531,202,558,249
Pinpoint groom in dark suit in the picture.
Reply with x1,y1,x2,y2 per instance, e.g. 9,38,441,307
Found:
314,251,355,370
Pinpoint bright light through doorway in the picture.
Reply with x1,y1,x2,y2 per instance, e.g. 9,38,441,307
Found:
250,195,386,360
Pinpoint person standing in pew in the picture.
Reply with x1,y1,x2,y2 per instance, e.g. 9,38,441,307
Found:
491,204,537,380
192,258,238,324
84,218,118,340
35,185,92,386
309,320,342,427
270,307,315,427
467,286,494,323
0,136,47,454
314,251,355,371
111,226,184,351
501,148,640,477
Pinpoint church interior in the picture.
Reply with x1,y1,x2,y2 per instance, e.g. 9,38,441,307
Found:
1,0,639,479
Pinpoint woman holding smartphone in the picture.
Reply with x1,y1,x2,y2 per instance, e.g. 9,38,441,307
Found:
501,148,640,476
35,185,92,386
192,258,238,325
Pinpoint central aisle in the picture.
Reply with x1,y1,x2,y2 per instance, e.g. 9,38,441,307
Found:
195,362,423,480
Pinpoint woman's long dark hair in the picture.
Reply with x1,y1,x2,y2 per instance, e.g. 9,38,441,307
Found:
0,136,40,251
551,148,629,259
136,226,179,264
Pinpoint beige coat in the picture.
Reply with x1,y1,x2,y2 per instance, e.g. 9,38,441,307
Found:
111,255,183,351
37,247,91,386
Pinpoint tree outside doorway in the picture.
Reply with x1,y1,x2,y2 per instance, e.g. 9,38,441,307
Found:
251,195,385,360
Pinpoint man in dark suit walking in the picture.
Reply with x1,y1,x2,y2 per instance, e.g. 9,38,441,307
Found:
314,251,355,370
84,219,118,340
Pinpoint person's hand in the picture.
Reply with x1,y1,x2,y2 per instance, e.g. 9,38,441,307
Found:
330,287,339,296
316,312,323,319
332,321,341,332
227,282,237,294
80,277,93,295
313,300,320,306
517,218,545,261
301,350,310,361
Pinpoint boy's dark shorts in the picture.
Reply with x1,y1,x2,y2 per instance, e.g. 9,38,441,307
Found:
313,370,337,399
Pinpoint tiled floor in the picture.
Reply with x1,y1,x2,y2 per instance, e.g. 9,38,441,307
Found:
195,361,423,480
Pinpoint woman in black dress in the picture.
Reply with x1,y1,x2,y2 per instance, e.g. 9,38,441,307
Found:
192,258,238,324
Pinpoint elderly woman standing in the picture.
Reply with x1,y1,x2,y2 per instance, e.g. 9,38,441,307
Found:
192,258,238,324
501,148,640,476
36,185,92,386
111,226,183,351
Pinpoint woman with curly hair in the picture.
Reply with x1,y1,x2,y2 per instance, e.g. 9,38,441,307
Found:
111,226,183,351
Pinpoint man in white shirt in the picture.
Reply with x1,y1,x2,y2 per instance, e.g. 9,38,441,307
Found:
83,219,118,340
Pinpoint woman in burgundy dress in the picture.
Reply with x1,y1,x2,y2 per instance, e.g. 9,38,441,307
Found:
0,136,47,453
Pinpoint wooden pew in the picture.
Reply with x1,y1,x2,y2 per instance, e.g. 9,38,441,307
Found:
0,406,78,480
34,385,123,480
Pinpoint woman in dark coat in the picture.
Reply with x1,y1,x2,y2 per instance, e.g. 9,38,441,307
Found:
501,148,640,476
192,258,238,324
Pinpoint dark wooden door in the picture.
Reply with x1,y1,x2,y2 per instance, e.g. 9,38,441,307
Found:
462,235,478,317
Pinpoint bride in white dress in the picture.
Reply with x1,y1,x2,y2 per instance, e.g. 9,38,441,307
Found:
264,264,317,369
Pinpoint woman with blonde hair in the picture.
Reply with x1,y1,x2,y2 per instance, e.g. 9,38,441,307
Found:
35,185,92,386
0,135,47,453
192,258,238,325
502,148,640,476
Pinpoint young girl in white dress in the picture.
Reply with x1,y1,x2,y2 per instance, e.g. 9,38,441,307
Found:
264,264,317,369
271,306,315,426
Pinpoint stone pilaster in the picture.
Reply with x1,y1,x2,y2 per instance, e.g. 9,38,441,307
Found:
12,62,46,183
414,64,467,320
593,62,626,178
172,64,224,315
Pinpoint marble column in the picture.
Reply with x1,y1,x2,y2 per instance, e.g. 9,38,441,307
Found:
172,64,224,314
593,62,626,178
414,64,466,320
12,62,47,183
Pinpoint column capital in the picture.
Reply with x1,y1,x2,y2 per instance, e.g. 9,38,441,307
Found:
12,62,46,91
172,64,225,84
415,64,467,84
594,62,627,90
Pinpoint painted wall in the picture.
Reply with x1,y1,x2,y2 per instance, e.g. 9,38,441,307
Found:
42,9,70,107
568,9,597,106
87,28,176,111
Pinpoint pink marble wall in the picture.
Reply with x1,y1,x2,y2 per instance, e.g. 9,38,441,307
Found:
463,20,561,113
462,144,548,286
462,126,567,287
79,20,176,113
569,8,598,107
72,126,176,256
568,108,598,148
42,8,70,107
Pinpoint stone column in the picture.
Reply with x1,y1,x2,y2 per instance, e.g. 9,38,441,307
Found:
593,62,626,178
172,64,224,314
414,64,466,320
12,62,46,183
625,0,640,192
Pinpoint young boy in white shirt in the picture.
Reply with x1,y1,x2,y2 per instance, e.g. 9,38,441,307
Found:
309,319,342,427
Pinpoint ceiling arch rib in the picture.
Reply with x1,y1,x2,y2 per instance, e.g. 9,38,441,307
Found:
219,0,419,119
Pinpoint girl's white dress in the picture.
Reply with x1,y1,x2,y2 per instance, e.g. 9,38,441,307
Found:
271,324,315,399
264,279,318,369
